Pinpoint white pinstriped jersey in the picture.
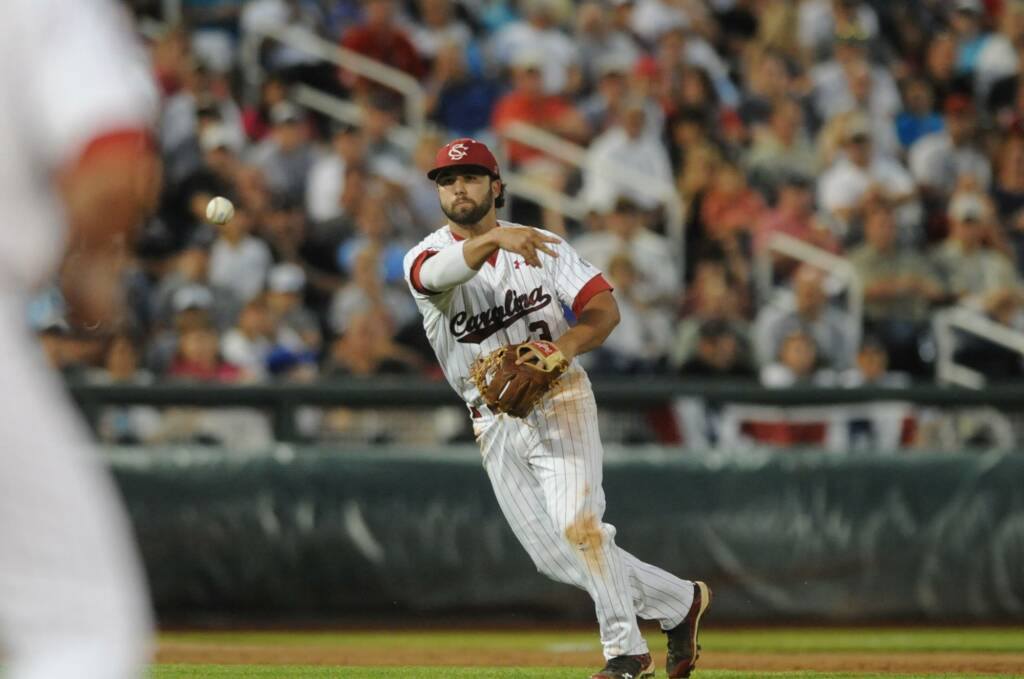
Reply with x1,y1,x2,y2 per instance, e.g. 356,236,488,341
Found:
403,220,612,407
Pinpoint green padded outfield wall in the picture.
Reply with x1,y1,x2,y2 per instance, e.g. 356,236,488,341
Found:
109,447,1024,621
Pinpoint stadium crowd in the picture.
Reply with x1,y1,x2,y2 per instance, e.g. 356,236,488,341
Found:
37,0,1024,412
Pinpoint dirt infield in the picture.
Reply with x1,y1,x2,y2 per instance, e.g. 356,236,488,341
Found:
157,642,1024,675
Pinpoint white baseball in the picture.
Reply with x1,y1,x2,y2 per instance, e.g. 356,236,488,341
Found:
206,196,235,224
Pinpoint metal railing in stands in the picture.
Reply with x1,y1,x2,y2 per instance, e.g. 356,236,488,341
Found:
242,23,427,134
756,232,863,350
291,82,585,222
500,121,686,265
69,378,1024,443
935,305,1024,388
242,24,686,257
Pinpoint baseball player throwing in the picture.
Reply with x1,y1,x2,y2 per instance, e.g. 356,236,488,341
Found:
404,138,710,679
0,2,156,678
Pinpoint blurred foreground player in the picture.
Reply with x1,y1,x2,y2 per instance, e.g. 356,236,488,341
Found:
404,138,711,679
0,2,157,678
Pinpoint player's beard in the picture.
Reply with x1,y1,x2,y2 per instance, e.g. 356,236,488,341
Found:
442,190,494,226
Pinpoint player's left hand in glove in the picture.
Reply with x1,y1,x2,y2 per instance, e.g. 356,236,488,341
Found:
470,340,569,418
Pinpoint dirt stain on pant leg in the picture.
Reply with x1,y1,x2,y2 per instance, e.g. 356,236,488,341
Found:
565,511,605,576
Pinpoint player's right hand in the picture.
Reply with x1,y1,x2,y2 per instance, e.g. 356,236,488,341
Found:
492,227,560,268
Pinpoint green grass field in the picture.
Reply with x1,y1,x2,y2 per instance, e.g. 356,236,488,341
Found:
152,627,1024,678
150,669,1018,679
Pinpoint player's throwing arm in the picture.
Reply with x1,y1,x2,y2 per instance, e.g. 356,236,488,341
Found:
463,226,561,269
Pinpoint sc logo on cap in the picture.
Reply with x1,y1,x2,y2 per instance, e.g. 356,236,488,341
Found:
447,143,469,160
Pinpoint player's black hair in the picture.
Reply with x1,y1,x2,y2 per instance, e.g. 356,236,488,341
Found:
492,174,506,209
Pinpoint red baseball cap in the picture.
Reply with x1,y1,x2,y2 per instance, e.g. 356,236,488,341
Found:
426,138,500,180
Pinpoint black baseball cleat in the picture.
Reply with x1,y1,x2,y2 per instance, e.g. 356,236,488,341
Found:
664,580,712,678
590,652,655,679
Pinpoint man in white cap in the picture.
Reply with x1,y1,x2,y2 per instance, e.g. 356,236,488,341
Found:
931,192,1019,306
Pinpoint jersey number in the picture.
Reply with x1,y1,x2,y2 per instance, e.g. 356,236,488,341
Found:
529,320,553,341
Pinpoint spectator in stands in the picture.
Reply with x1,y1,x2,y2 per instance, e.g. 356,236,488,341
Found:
389,133,449,237
172,123,242,235
700,160,767,243
744,97,819,195
992,127,1024,273
310,162,369,248
150,238,239,331
586,252,672,374
949,0,993,78
268,261,319,348
755,173,839,266
581,54,629,133
925,32,972,106
678,319,754,379
167,323,242,383
265,262,322,371
161,60,246,184
361,92,411,182
306,122,364,224
672,259,750,368
798,0,880,63
323,308,423,377
580,97,674,214
754,264,857,371
221,298,275,381
987,25,1024,115
810,33,900,141
489,0,579,95
208,204,274,303
839,335,910,387
760,328,832,387
817,114,919,245
87,336,162,445
931,192,1019,307
240,74,287,142
424,41,501,139
976,1,1024,102
895,77,944,150
574,197,680,309
491,50,590,169
909,94,992,202
330,245,416,336
639,18,739,109
574,2,640,86
248,102,316,205
737,47,793,129
148,284,219,375
848,203,942,374
408,0,473,63
339,0,426,93
337,194,409,284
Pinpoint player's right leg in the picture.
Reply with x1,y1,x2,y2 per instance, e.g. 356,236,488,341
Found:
0,318,151,679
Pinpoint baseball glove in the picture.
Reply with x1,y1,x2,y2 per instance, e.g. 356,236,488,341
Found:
470,340,569,418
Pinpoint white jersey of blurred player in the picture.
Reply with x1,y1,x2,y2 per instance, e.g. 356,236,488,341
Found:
0,2,156,679
404,142,697,663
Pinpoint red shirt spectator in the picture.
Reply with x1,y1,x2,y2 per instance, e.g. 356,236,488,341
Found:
491,55,589,166
340,0,426,91
168,326,242,383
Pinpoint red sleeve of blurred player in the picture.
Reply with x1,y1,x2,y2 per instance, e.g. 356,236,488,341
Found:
56,128,157,329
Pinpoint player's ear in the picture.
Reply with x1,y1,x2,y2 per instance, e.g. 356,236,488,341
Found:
493,177,506,209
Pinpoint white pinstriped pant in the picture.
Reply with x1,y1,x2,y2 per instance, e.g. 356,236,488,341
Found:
473,370,694,659
0,294,151,679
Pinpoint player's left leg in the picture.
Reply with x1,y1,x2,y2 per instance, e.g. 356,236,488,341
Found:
530,371,696,660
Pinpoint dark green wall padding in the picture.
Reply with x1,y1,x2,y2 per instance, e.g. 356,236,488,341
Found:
109,447,1024,621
